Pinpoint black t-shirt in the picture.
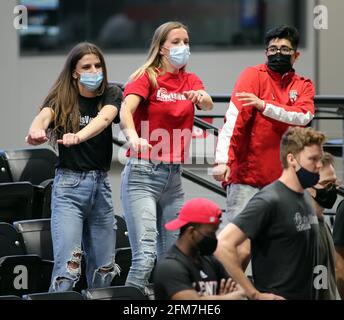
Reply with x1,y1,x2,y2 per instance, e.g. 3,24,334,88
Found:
333,199,344,246
233,180,319,300
153,244,229,300
56,85,122,171
317,218,337,300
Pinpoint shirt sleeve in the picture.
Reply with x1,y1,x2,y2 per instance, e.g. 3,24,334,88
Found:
333,199,344,246
154,258,196,299
189,72,205,91
103,85,123,124
215,67,259,165
233,191,273,240
262,79,315,126
123,73,151,100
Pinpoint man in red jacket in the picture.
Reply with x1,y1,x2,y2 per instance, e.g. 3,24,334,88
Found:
213,25,315,232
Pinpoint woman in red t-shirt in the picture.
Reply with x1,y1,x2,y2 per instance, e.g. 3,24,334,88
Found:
120,21,213,294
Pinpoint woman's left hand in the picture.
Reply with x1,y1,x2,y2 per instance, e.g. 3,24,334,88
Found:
57,133,81,147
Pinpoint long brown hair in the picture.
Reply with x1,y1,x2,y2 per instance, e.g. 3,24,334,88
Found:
41,42,108,141
129,21,188,88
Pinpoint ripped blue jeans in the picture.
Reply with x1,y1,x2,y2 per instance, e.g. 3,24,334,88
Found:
120,158,184,292
50,168,118,292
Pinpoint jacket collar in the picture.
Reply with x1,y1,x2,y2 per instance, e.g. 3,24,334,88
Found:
264,63,295,87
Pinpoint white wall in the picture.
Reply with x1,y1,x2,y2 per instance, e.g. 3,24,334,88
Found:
317,0,344,140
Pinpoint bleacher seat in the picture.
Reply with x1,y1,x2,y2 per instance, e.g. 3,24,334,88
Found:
32,179,53,219
0,295,23,300
115,215,130,248
0,254,51,295
112,215,131,286
0,148,56,220
23,291,84,300
4,148,57,185
0,150,13,183
0,222,26,257
82,285,147,300
0,182,34,223
13,219,53,261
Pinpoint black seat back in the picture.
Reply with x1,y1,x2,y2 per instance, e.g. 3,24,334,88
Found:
0,182,34,223
0,222,25,258
115,215,130,249
0,150,13,182
13,219,53,261
5,148,57,185
0,254,42,295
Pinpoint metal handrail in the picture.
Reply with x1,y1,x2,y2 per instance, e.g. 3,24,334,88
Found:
210,94,344,105
113,94,344,198
112,137,226,197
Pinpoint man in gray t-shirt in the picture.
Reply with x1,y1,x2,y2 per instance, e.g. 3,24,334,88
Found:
215,127,325,300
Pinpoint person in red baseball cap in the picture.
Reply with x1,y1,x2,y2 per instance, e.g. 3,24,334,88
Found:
153,198,246,300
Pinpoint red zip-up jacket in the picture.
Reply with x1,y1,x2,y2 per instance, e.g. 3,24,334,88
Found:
215,63,315,188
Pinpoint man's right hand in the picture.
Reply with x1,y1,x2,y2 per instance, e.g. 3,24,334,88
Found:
25,129,48,145
212,163,230,182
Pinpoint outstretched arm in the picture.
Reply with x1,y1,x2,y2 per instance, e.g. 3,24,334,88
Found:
236,80,315,126
57,105,118,146
26,107,54,145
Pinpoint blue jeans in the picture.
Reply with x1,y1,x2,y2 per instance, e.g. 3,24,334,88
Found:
220,183,259,231
50,168,118,292
120,158,184,292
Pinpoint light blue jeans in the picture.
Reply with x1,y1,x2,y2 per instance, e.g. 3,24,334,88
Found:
50,168,118,292
120,158,184,292
220,183,259,231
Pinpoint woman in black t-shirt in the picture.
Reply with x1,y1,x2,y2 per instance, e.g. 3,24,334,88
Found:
26,42,122,292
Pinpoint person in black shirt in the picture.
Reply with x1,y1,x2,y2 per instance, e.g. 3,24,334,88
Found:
26,42,122,291
307,152,338,300
215,127,325,300
154,197,246,300
333,199,344,299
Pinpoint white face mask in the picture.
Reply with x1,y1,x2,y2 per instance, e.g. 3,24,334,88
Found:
166,45,190,69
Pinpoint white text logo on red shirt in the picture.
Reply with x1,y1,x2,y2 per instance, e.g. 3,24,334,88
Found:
156,87,186,102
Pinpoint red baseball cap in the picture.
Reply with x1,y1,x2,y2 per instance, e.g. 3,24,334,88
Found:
165,198,222,231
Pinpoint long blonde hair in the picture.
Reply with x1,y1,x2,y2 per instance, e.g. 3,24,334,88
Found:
41,42,109,141
129,21,188,88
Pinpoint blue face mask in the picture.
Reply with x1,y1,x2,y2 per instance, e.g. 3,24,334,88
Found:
79,71,103,91
167,45,190,69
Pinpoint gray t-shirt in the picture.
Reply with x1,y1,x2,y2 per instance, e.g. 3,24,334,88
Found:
233,180,319,300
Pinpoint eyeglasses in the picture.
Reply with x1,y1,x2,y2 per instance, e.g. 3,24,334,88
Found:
318,180,338,190
266,45,295,55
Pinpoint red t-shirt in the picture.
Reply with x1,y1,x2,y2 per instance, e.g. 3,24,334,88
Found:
124,70,204,163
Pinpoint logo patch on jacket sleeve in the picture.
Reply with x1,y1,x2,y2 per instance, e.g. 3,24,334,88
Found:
289,90,298,103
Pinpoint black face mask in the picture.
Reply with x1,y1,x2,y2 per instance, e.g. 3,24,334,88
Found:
195,230,218,256
312,185,338,209
296,165,320,189
267,53,292,75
